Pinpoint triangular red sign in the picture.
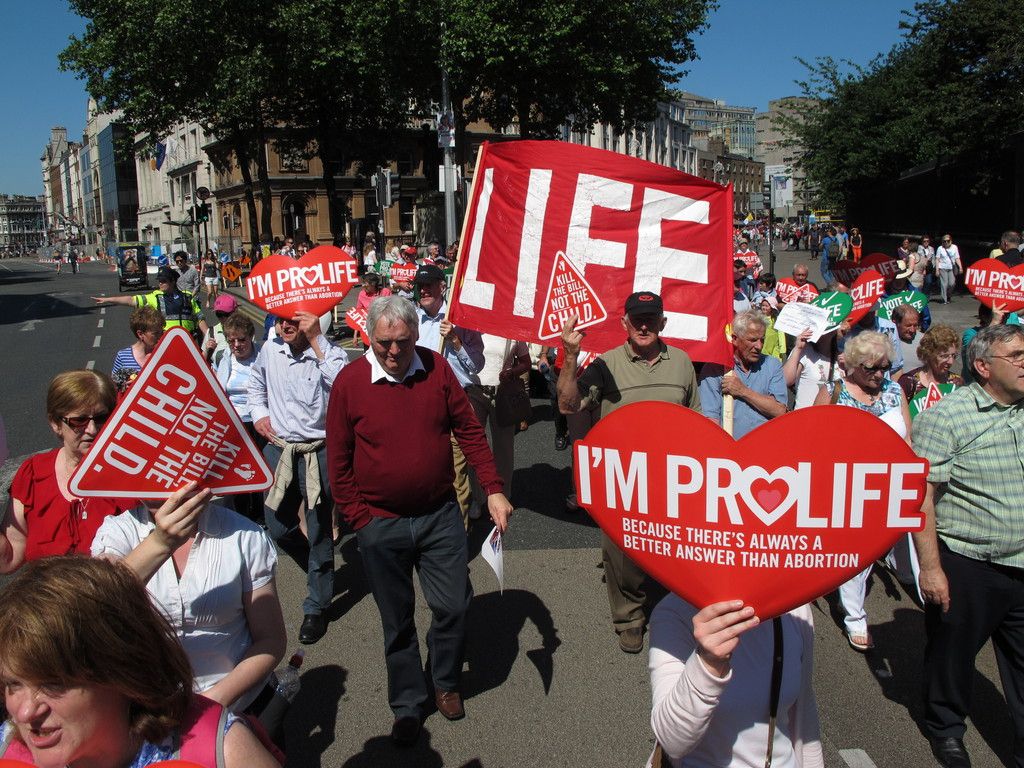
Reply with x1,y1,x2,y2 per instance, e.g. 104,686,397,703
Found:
345,306,369,345
537,251,608,340
70,328,274,499
922,382,944,410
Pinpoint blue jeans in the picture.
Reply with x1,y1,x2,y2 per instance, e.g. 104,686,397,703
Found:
262,442,334,615
356,499,472,718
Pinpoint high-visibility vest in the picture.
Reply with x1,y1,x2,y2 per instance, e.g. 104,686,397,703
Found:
134,289,202,332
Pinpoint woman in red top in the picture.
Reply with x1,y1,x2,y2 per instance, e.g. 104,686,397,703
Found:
1,370,134,572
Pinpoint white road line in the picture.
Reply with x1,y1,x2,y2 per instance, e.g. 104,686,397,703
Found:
97,319,104,328
93,336,102,348
100,307,106,315
86,360,95,370
0,262,11,272
839,749,878,768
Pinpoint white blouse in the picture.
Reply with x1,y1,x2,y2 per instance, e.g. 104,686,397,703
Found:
92,504,277,711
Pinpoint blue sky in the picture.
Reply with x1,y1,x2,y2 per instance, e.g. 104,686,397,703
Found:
1,0,916,196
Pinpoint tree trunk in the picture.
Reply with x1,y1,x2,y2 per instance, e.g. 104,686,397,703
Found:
517,93,532,139
254,123,274,241
236,147,261,248
318,132,343,243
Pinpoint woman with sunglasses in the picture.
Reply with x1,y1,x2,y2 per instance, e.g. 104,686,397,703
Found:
814,332,911,652
0,371,135,573
899,324,963,401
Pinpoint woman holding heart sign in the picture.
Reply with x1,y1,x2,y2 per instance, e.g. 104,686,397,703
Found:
814,332,912,652
648,597,822,768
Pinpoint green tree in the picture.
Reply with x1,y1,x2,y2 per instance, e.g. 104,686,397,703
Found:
783,0,1024,209
420,0,715,150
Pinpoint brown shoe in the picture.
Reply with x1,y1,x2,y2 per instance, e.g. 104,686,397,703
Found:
618,627,644,654
391,715,421,746
435,688,465,720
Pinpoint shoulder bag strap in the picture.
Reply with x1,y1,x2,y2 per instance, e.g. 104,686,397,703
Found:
764,616,785,768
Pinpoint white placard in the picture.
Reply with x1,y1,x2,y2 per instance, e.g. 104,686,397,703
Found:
480,525,504,593
773,301,832,342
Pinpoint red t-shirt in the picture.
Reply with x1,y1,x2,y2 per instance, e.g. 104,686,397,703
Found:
9,448,137,560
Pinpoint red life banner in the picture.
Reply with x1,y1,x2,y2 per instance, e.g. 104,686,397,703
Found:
390,261,418,285
846,269,886,324
573,402,927,619
775,278,819,303
70,328,274,499
449,140,734,366
963,258,1024,312
246,245,359,318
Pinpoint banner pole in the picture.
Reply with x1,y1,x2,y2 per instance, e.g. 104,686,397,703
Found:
722,324,734,437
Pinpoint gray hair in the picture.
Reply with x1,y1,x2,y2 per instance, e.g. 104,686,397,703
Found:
1000,230,1021,247
731,309,767,338
844,331,895,368
366,295,419,340
966,324,1024,377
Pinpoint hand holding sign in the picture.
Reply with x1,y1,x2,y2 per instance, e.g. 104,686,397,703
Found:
574,402,927,619
561,314,585,357
693,601,760,677
149,481,212,550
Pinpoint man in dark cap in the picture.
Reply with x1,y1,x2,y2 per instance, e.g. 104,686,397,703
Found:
557,291,702,653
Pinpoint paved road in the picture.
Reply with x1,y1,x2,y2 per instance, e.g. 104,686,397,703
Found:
0,255,1013,767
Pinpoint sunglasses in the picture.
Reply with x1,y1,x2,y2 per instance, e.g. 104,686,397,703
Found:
61,413,110,431
859,363,889,374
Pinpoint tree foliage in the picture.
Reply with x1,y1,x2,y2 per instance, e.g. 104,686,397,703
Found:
782,0,1024,209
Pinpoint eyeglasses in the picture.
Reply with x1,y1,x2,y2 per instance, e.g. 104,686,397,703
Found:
859,363,890,374
988,351,1024,367
61,413,109,431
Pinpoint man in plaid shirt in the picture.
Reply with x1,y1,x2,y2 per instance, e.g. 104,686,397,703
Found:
912,324,1024,768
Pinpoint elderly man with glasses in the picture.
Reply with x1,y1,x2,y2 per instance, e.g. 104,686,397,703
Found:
913,324,1024,768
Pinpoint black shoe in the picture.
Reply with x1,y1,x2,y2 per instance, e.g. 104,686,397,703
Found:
554,434,568,451
929,736,970,768
299,613,327,644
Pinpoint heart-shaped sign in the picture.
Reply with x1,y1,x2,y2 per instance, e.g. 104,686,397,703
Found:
832,252,900,286
811,290,854,332
775,278,819,304
877,289,929,321
964,258,1024,312
573,402,927,619
246,245,360,318
846,269,886,324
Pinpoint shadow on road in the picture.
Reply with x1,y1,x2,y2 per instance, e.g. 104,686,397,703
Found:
339,729,483,768
285,664,348,767
328,534,370,622
463,588,561,697
0,292,93,325
511,462,598,529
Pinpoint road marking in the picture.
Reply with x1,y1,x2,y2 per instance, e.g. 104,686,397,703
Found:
97,319,104,328
86,360,95,370
839,749,878,767
0,262,11,272
19,320,41,332
100,307,106,315
93,335,101,348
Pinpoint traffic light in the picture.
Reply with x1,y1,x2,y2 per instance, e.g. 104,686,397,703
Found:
197,202,210,223
762,180,772,211
388,170,400,208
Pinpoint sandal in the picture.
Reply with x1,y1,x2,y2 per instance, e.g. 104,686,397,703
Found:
848,632,874,652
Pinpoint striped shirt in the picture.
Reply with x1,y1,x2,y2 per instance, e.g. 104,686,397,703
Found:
111,346,141,375
913,382,1024,567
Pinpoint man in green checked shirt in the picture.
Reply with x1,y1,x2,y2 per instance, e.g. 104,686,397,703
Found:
912,323,1024,768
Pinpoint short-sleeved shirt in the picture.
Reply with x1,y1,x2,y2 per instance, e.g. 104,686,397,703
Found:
577,341,702,419
913,383,1024,566
92,504,277,710
698,355,787,438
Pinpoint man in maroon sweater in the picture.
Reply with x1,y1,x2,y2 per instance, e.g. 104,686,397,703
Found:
327,295,512,746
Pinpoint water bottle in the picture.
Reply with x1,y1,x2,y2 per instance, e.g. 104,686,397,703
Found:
258,649,304,746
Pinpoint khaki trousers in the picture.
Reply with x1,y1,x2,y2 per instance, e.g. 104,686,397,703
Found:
601,532,648,633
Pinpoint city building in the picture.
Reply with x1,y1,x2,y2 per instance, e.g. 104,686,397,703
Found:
0,195,46,254
675,92,757,158
561,100,699,175
135,119,222,259
755,97,818,221
695,137,764,218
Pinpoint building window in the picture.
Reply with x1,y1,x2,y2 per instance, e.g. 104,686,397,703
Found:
399,195,414,234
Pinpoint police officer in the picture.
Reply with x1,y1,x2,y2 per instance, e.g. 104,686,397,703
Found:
93,266,209,340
